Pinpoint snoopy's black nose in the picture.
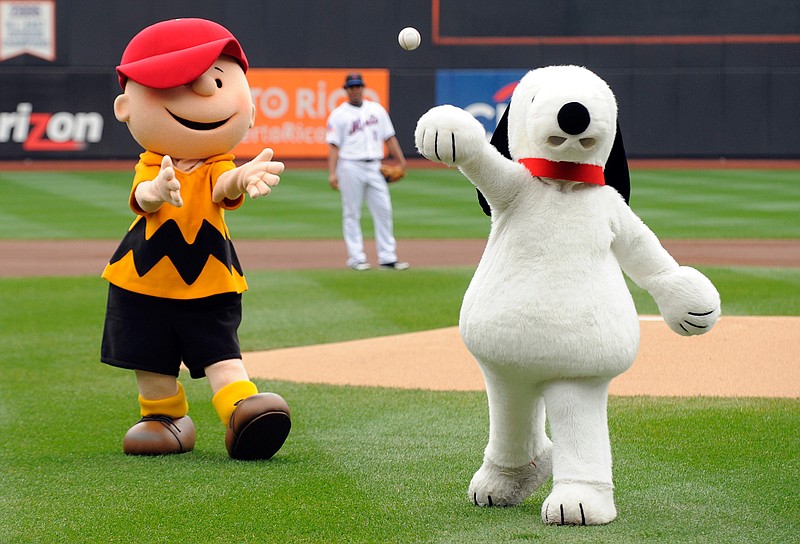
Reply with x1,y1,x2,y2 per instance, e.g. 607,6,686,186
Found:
557,102,591,135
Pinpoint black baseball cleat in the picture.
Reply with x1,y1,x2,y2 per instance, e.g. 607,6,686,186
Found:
379,261,410,270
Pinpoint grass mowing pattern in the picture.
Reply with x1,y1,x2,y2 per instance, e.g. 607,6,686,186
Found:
2,377,797,543
0,270,798,542
0,168,797,240
630,169,800,239
0,266,798,354
1,166,798,541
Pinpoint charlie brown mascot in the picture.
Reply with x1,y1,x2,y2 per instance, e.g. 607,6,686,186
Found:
101,18,290,460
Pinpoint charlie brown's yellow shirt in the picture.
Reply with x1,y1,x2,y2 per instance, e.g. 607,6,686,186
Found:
102,151,248,300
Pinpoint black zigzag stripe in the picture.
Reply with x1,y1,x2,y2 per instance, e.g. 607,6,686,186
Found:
109,218,243,285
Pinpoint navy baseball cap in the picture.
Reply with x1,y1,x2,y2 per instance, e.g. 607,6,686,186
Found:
344,73,365,88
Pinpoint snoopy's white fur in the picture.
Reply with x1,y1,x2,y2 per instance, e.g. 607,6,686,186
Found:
415,65,720,526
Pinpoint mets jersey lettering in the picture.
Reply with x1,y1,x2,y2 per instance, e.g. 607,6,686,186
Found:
326,100,395,161
348,114,379,135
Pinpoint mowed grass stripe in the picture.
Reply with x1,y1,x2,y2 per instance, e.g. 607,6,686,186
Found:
2,167,796,240
1,262,798,542
0,171,132,238
631,169,800,238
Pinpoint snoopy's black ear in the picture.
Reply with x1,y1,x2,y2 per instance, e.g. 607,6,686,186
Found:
490,103,512,160
477,103,512,216
605,123,631,205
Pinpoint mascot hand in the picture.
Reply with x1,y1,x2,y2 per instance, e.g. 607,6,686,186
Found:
644,266,721,336
232,148,284,199
135,155,182,211
415,105,487,167
154,155,183,207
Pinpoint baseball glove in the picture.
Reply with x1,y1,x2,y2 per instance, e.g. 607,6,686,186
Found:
380,163,406,183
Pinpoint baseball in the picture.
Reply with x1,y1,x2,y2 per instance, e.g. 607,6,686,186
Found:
398,27,421,51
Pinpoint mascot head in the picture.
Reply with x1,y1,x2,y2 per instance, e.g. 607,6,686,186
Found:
508,66,617,168
481,65,630,215
114,18,255,160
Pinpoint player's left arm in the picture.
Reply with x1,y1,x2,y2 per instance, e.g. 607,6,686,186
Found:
384,135,407,169
213,148,284,202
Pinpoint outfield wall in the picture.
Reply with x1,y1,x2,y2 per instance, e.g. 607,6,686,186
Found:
1,0,798,160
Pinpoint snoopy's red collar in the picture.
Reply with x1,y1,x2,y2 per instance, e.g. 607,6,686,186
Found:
519,158,605,186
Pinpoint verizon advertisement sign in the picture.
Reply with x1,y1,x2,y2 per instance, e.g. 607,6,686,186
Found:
0,101,103,151
0,72,132,159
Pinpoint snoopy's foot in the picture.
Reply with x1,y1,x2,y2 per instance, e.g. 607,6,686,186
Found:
541,481,616,526
468,448,552,507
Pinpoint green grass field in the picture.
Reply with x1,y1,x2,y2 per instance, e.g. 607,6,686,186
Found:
1,167,799,240
1,167,798,542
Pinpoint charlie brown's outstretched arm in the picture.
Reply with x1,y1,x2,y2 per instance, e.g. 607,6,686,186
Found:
134,154,183,212
213,148,284,202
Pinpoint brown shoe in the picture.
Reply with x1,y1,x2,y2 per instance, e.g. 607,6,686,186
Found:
226,393,291,460
123,415,196,455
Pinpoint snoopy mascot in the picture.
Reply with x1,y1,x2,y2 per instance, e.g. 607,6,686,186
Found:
414,65,720,525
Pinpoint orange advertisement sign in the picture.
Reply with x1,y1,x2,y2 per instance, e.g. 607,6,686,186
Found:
233,68,390,159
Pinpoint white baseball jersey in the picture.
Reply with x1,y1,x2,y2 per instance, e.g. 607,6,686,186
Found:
326,100,396,160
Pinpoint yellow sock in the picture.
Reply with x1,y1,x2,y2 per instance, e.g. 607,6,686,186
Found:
212,380,258,425
138,381,188,418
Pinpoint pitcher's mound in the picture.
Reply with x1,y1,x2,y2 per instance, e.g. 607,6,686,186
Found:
244,316,799,398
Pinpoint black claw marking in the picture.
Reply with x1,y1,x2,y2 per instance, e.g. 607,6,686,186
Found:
544,502,549,523
579,503,586,526
451,133,456,162
560,504,566,525
434,132,441,161
685,320,707,329
473,492,478,506
420,129,426,150
689,309,715,316
487,495,493,507
679,323,689,333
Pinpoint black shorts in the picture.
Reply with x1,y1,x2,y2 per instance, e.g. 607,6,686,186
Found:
101,284,242,379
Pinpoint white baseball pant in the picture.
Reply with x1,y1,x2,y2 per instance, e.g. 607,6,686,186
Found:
336,159,398,267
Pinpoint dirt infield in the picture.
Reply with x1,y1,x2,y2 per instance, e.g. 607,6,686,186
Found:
2,238,798,398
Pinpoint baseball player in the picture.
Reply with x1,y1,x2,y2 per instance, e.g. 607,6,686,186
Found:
326,73,409,270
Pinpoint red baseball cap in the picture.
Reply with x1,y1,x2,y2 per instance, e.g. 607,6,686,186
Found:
116,18,248,89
